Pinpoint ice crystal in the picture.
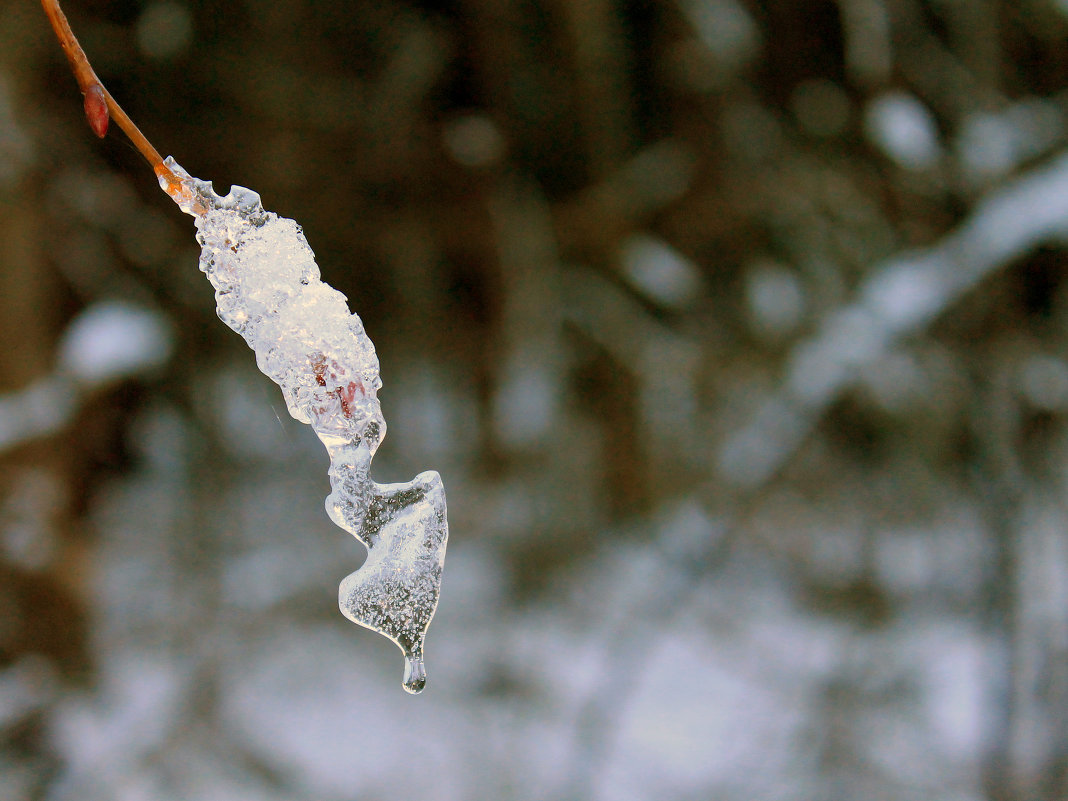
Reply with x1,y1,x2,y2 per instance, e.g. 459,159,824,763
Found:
162,158,448,693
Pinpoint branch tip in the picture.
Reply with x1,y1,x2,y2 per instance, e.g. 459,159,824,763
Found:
41,0,169,179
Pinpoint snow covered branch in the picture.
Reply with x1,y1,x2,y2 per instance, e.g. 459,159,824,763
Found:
719,150,1068,487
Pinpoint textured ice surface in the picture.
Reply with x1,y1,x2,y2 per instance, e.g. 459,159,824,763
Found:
162,158,448,693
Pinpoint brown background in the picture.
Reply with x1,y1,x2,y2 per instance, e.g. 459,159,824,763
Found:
2,1,1068,799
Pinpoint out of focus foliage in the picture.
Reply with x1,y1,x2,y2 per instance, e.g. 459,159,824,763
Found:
3,0,1068,799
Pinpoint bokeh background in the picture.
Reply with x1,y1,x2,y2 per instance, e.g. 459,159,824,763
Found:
3,0,1068,798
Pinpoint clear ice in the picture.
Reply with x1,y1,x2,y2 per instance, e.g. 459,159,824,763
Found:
162,158,448,694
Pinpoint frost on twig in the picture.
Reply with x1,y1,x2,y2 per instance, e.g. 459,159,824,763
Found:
163,159,448,694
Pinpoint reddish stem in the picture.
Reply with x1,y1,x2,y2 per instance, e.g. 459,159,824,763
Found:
40,0,181,193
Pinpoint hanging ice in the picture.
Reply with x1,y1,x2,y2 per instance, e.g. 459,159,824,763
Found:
161,157,448,693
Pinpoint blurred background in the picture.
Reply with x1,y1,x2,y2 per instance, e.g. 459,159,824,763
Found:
3,0,1068,798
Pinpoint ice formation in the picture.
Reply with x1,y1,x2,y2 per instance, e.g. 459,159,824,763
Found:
161,158,448,693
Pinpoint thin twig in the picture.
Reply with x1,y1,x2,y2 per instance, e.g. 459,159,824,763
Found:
40,0,179,192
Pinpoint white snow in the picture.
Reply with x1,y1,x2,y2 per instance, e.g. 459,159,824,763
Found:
864,91,941,171
0,301,172,455
619,233,703,309
58,300,173,388
745,260,806,337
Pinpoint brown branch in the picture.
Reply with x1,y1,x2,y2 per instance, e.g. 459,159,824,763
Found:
40,0,180,193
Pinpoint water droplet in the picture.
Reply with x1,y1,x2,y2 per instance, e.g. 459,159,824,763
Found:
403,654,426,694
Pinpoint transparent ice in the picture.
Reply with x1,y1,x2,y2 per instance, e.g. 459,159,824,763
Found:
161,158,448,693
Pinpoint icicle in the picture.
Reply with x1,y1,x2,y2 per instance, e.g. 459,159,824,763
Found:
161,158,448,694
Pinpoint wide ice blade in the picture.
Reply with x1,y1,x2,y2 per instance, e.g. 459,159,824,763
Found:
337,470,448,694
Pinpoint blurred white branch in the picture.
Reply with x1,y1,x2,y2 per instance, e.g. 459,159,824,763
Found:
0,301,172,454
719,150,1068,487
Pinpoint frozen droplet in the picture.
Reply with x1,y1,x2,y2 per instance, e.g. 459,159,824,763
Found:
403,654,427,694
164,158,449,692
336,470,448,691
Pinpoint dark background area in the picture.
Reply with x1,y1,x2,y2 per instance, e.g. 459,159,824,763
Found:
3,0,1068,798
